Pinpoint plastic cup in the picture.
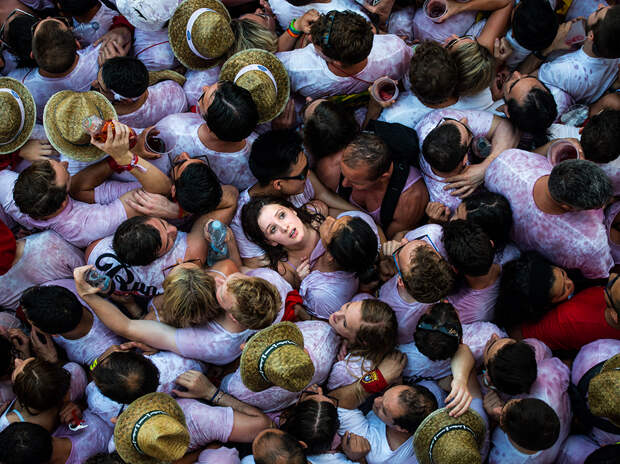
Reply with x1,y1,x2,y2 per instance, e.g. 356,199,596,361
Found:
546,140,583,166
424,0,448,23
145,126,177,155
371,77,399,103
565,19,586,47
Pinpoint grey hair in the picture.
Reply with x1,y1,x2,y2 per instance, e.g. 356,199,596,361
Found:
548,159,612,210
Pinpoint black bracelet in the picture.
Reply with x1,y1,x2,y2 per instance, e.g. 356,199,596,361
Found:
533,50,547,61
209,387,221,403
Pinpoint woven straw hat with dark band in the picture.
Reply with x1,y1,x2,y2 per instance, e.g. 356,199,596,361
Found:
115,393,189,464
0,77,36,155
413,407,486,464
588,353,620,427
169,0,233,70
220,49,290,123
43,90,117,162
240,321,314,392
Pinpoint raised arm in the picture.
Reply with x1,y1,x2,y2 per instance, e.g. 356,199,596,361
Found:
444,343,474,417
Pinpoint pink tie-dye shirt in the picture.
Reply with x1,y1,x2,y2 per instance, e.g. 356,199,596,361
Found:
603,201,620,265
52,410,112,463
177,398,234,451
119,80,188,129
412,8,476,43
447,278,500,324
184,67,221,107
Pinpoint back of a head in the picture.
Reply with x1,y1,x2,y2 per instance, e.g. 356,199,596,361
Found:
462,192,512,251
503,398,560,451
414,302,462,361
250,129,303,186
282,400,339,455
450,41,495,96
20,285,83,334
229,19,278,57
175,163,223,215
512,0,559,51
0,422,53,464
162,267,219,327
404,246,456,303
102,56,149,99
591,6,620,58
488,341,537,395
443,219,494,276
13,160,67,219
206,81,258,142
351,299,398,364
93,351,160,404
422,123,467,173
13,359,71,412
227,276,281,330
254,430,308,464
581,109,620,164
113,216,162,266
343,132,391,180
5,14,37,67
310,11,373,66
393,384,438,433
409,41,458,105
585,444,620,464
303,100,359,160
0,335,13,378
57,0,100,16
548,159,612,210
505,86,557,140
327,216,378,275
495,251,555,328
85,452,126,464
32,20,77,73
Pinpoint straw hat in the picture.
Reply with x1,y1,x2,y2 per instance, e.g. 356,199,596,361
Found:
43,90,116,162
0,77,36,155
220,49,290,123
148,70,187,87
413,408,486,464
114,393,190,464
168,0,233,70
117,0,181,31
240,321,314,392
588,353,620,427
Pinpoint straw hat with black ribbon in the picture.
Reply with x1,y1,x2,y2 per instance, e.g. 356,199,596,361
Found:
219,49,290,123
588,353,620,427
413,408,486,464
0,77,36,155
43,90,116,162
169,0,234,70
114,392,190,464
117,0,182,31
240,321,314,392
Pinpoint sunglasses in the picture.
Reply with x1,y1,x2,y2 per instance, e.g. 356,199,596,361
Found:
604,273,620,313
392,234,440,281
30,16,72,37
0,9,36,50
161,258,202,278
166,153,210,181
297,389,339,408
446,35,476,49
434,117,474,152
276,162,309,182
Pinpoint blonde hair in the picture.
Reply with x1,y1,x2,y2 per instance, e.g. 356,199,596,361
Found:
228,19,278,58
161,267,219,328
228,276,281,330
450,41,495,96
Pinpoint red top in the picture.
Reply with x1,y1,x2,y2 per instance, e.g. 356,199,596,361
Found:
0,219,16,276
521,286,620,351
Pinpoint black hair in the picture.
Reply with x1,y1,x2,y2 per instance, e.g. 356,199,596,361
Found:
422,123,468,173
506,86,557,146
101,56,149,98
414,302,462,361
92,351,160,404
0,333,13,377
5,14,38,68
487,341,537,395
512,0,559,51
503,398,560,451
56,0,100,16
585,444,620,464
591,6,620,59
303,100,359,160
206,81,258,142
461,192,512,252
409,40,458,104
20,285,83,334
581,109,620,164
495,251,555,329
327,216,378,276
393,384,438,433
85,452,127,464
548,160,612,210
0,422,53,464
175,163,223,215
443,219,494,276
112,216,162,266
249,129,304,186
281,399,339,455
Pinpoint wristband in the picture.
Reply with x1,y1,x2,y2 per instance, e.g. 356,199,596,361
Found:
283,290,303,321
89,358,99,371
360,368,388,393
106,153,147,173
289,19,300,35
209,386,221,403
533,50,548,61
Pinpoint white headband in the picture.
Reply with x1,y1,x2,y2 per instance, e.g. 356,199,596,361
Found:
186,8,217,60
0,89,25,146
234,64,278,93
112,90,141,103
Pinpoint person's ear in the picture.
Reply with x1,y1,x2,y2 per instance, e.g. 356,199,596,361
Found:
299,440,309,449
587,29,594,42
30,51,34,60
75,39,81,50
272,179,283,192
239,342,246,351
170,184,176,199
559,203,573,212
397,275,404,288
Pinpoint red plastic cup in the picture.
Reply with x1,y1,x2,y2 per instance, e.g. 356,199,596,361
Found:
424,0,448,23
371,77,399,103
144,126,177,155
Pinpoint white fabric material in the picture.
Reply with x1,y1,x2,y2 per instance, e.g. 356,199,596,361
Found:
268,0,369,29
186,9,218,60
234,64,278,93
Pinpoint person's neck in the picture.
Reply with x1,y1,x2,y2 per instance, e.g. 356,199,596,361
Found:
385,426,412,451
113,90,149,115
13,400,59,429
39,55,79,78
214,310,245,333
287,224,320,260
327,58,368,77
604,308,620,329
507,435,539,455
61,307,93,340
430,165,462,178
582,39,597,58
40,198,70,220
397,284,417,303
465,264,501,290
49,437,72,464
74,2,101,23
533,176,567,215
9,239,25,267
198,123,246,152
249,182,285,198
422,95,459,109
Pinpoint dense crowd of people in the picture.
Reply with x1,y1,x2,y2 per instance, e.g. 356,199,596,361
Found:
0,0,619,462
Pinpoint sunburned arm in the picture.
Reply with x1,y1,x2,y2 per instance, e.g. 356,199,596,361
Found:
308,171,358,214
485,115,521,165
477,0,514,52
385,180,429,239
69,159,114,203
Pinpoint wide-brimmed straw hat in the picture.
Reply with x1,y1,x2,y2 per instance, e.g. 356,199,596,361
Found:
0,77,36,155
117,0,181,31
240,321,314,392
413,408,486,464
114,393,190,464
220,49,290,123
589,353,620,427
169,0,233,70
43,90,116,162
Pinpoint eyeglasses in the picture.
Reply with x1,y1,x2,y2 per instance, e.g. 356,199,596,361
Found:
392,234,440,281
276,162,309,182
161,258,202,278
604,273,620,313
297,389,339,408
0,9,36,50
322,12,337,49
446,35,476,49
434,117,474,152
30,16,72,37
166,153,210,181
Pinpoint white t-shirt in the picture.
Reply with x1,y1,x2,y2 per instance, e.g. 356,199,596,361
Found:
72,3,117,47
538,48,619,104
268,0,369,29
133,29,179,71
242,452,356,464
276,34,412,99
566,0,609,20
119,80,187,129
183,67,221,107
